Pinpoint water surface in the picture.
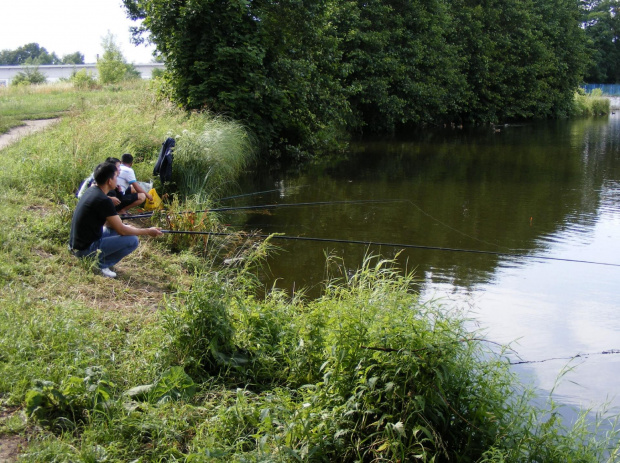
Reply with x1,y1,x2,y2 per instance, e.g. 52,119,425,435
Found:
228,116,620,415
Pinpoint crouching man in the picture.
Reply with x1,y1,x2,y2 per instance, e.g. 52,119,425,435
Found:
69,161,163,278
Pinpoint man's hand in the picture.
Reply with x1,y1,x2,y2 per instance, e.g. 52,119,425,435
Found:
147,227,163,237
110,197,121,206
146,193,153,201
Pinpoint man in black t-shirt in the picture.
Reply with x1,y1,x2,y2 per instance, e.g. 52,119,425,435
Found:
69,162,163,278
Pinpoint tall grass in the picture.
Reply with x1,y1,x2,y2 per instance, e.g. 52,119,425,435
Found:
0,81,256,203
573,88,611,116
171,116,256,200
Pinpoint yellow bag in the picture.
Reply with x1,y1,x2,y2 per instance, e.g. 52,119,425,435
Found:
144,188,163,211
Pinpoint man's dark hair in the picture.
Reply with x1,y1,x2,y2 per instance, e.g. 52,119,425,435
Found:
94,162,118,186
105,157,121,164
121,153,133,164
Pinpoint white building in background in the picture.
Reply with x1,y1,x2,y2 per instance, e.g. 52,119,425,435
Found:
0,63,165,87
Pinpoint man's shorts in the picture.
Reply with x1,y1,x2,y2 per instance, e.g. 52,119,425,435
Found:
116,193,139,210
108,189,140,211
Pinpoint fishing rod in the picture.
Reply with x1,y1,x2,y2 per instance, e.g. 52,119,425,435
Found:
159,230,620,268
122,198,407,220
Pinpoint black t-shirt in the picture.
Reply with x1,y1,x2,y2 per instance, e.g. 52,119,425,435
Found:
69,186,118,250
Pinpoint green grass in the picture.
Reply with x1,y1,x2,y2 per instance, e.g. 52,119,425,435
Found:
0,82,123,134
573,88,611,116
0,81,618,462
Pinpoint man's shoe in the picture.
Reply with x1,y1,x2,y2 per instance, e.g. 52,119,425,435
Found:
100,268,117,278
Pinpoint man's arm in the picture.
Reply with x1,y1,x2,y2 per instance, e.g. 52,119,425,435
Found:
105,215,162,237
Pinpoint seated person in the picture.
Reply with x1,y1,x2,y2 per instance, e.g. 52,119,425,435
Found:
116,153,153,215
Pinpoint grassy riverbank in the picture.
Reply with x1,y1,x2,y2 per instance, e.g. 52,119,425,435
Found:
0,82,618,462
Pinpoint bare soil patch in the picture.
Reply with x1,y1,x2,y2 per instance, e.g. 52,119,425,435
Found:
0,407,25,463
0,434,25,463
0,119,60,151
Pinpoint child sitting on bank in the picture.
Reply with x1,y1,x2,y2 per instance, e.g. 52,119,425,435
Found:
116,153,153,215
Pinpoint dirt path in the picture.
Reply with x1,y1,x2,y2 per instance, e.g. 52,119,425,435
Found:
0,118,60,151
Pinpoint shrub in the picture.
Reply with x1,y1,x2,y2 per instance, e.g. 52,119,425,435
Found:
573,88,610,116
70,69,98,90
11,66,46,86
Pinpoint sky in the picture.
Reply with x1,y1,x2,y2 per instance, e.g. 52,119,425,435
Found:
1,0,156,64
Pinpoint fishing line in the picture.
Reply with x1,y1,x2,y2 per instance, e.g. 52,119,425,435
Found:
217,188,282,202
126,196,525,254
122,198,408,220
509,349,620,365
217,185,309,202
402,199,516,252
159,230,620,267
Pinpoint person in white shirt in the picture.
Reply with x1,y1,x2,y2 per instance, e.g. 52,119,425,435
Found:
117,153,153,215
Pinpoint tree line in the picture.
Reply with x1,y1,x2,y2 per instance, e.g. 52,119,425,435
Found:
0,35,147,87
124,0,600,155
0,43,84,66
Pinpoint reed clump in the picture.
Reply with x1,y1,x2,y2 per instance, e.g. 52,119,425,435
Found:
573,88,611,116
170,116,257,199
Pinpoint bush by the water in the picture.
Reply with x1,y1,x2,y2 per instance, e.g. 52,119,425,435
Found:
573,88,611,116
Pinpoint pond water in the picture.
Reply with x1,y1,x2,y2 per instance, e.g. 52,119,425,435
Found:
227,115,620,417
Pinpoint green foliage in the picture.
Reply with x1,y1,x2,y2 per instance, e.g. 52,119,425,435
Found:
25,367,114,430
61,51,85,65
157,256,620,461
125,366,197,404
450,0,589,123
11,65,47,86
572,88,611,115
0,43,60,65
171,116,256,198
582,0,620,83
124,0,350,155
124,63,142,81
97,32,130,84
150,67,165,79
125,0,589,156
70,69,98,90
162,271,238,378
337,0,465,132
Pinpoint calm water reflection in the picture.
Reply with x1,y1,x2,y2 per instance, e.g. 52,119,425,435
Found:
229,115,620,414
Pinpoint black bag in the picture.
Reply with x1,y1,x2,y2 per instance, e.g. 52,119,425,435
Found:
153,137,175,183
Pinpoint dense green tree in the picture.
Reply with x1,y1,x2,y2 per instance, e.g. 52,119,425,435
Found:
0,43,60,65
582,0,620,82
124,0,349,154
335,0,465,133
450,0,588,122
97,33,132,84
61,52,85,65
0,44,85,66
